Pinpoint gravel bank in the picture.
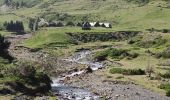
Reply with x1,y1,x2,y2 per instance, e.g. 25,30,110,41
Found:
65,70,170,100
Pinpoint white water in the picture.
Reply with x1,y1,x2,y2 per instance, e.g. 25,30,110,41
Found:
51,50,104,100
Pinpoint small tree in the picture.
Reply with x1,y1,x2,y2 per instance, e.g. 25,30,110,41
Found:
3,20,24,32
0,35,13,62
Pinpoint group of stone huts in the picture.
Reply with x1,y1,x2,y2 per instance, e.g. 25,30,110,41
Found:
38,18,112,30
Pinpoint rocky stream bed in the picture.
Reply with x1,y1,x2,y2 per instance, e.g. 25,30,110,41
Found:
6,34,170,100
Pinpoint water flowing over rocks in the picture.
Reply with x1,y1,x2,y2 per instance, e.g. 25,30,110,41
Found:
6,34,170,100
51,50,104,100
58,51,170,100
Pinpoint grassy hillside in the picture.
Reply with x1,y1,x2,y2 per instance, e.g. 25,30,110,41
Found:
0,0,170,98
0,0,169,31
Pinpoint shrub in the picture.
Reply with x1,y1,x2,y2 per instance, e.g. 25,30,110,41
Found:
116,76,124,79
124,69,145,75
94,51,108,61
129,52,139,58
162,29,169,33
128,40,135,44
18,62,36,79
108,48,128,59
160,47,170,58
77,22,82,27
110,68,125,74
160,72,170,79
124,0,149,6
0,35,13,62
136,36,166,48
94,48,138,61
159,84,170,90
110,68,145,75
159,83,170,97
66,21,75,26
166,90,170,97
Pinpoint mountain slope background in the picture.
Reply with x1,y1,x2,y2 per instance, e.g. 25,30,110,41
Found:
0,0,170,31
0,0,170,99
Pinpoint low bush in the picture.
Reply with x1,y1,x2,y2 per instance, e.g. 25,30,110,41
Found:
156,46,170,59
159,83,170,97
134,35,167,48
110,68,125,74
123,69,145,75
94,51,108,61
108,48,128,59
166,90,170,97
128,39,135,44
160,48,170,58
94,48,139,61
116,76,124,79
128,52,139,58
0,35,14,62
110,67,145,75
162,29,170,33
160,84,170,90
160,72,170,79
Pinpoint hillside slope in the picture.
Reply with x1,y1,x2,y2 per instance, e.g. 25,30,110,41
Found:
0,0,169,30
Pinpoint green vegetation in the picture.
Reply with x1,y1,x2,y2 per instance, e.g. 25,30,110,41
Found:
0,61,52,95
0,0,170,99
23,28,71,48
129,34,167,48
0,35,13,62
110,67,145,75
158,47,170,58
24,27,135,48
110,68,124,74
0,0,169,31
94,48,139,61
159,83,170,96
3,20,24,32
160,72,170,79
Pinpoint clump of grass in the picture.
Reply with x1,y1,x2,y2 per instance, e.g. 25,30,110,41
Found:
160,84,170,90
94,48,139,61
110,68,124,74
137,38,167,48
160,72,170,79
110,67,145,75
124,69,145,75
116,76,124,79
130,34,167,48
158,47,170,58
166,90,170,97
94,50,108,61
159,83,170,97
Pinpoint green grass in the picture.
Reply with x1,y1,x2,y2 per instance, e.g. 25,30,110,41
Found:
110,67,145,75
23,28,70,48
0,31,12,35
0,0,169,32
23,27,119,48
